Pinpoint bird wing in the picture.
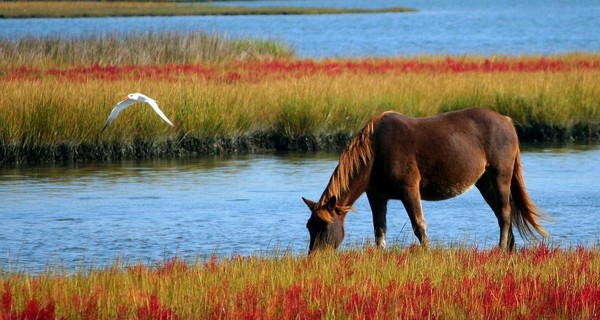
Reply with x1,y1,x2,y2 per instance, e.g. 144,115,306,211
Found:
146,99,174,127
100,99,137,131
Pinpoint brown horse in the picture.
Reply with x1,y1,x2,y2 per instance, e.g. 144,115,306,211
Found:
303,107,547,253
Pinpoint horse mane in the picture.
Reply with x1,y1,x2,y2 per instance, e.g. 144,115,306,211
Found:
318,113,387,212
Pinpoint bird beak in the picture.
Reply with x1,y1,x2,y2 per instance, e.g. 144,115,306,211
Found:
124,95,129,100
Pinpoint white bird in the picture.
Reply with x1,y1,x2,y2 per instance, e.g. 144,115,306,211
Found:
101,93,174,131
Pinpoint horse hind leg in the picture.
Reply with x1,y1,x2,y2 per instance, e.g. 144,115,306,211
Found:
400,187,430,249
475,171,515,250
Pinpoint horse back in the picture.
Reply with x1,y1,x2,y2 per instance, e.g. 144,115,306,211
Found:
370,108,518,200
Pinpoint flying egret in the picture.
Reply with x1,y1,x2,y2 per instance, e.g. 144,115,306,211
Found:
101,93,174,131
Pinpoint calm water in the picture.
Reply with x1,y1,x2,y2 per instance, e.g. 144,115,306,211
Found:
1,145,599,272
1,0,599,57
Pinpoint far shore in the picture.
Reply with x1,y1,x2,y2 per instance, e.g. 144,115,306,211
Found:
0,1,416,19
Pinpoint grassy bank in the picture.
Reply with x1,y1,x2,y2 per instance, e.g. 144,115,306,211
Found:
1,34,600,164
0,1,415,18
1,244,599,318
2,56,600,164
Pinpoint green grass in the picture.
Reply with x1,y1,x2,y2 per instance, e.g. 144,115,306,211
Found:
0,1,416,18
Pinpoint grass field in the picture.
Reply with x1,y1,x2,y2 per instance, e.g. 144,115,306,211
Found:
1,33,600,163
0,1,415,18
1,244,599,319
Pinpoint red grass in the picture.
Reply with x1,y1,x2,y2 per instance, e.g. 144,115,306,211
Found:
136,294,178,320
1,283,12,314
1,283,56,320
3,57,600,82
1,251,599,319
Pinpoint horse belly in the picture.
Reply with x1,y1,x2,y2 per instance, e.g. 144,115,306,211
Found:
418,161,486,201
420,180,476,201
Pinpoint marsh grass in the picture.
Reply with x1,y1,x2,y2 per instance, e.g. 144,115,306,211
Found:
0,32,294,68
0,66,600,163
1,54,600,163
0,1,415,18
1,244,599,318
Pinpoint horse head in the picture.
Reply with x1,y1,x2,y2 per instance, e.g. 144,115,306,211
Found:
302,196,348,253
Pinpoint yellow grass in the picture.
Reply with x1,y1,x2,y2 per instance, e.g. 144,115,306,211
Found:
1,69,599,145
1,50,599,163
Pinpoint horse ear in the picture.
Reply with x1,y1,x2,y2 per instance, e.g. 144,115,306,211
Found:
302,197,316,209
326,195,337,211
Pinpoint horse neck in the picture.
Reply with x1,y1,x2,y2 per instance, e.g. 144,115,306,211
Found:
318,112,379,208
319,159,372,208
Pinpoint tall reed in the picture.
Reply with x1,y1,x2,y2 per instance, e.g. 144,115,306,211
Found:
0,32,294,68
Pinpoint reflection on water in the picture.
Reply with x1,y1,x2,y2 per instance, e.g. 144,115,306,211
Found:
1,146,599,272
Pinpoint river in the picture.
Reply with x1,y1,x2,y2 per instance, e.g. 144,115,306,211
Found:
1,145,599,272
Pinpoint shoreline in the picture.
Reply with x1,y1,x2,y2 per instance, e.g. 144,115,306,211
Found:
2,124,599,165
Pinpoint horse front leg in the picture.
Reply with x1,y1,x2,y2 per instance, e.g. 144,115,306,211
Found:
401,187,430,249
367,193,388,248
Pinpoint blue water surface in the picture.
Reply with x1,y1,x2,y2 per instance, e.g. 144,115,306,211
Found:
1,0,598,57
1,146,599,273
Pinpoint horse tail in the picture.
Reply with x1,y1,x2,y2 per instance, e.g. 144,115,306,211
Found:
510,148,549,240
